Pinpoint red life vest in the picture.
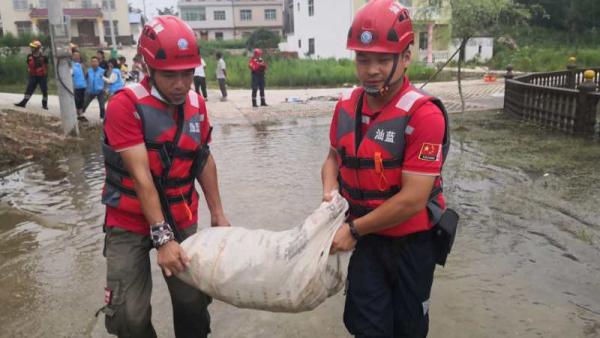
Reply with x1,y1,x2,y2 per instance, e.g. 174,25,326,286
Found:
101,83,210,238
27,54,48,77
249,57,267,73
335,85,450,237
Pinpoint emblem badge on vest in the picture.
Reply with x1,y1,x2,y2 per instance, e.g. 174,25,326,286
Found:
374,128,396,144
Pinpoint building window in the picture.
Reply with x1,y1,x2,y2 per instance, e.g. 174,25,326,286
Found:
298,39,301,48
13,0,28,10
308,38,315,55
81,0,93,8
103,20,119,37
15,21,32,36
102,0,116,10
215,32,224,40
265,9,276,21
214,10,226,21
308,0,314,16
419,31,428,50
240,9,252,21
181,7,206,21
38,0,47,8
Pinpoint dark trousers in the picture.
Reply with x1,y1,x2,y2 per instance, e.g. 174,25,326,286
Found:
251,73,266,99
74,88,86,110
83,91,106,119
344,232,437,338
101,225,211,338
217,78,227,98
193,76,207,99
24,75,48,101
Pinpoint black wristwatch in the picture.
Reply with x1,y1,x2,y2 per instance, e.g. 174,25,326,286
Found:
347,220,361,241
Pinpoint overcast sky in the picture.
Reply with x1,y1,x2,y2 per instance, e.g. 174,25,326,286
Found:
129,0,178,19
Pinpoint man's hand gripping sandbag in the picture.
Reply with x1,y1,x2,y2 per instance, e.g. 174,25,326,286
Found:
177,191,350,312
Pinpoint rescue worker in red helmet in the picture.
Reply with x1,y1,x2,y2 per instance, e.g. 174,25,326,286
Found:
322,1,455,336
14,40,49,110
248,47,268,107
98,15,230,338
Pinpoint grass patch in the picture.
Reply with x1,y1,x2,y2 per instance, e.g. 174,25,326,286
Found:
451,111,600,198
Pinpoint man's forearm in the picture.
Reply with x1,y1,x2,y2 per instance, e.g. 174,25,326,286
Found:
132,174,166,226
352,191,425,235
321,149,339,193
197,154,225,219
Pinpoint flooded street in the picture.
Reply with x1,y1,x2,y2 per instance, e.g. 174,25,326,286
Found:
1,111,599,338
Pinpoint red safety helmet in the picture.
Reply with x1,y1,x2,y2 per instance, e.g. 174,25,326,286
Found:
347,0,414,54
253,48,263,57
138,15,201,71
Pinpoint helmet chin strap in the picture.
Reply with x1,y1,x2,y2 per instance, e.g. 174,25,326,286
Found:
364,53,401,98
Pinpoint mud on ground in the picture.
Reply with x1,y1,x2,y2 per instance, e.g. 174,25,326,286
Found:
0,109,101,172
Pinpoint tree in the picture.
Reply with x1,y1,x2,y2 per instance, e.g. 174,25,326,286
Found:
450,0,528,111
157,6,178,16
246,29,280,50
515,0,600,44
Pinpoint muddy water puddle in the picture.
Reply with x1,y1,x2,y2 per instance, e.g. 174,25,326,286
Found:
0,111,599,337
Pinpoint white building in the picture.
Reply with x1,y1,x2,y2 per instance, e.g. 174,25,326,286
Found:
281,0,455,62
281,0,368,59
129,12,143,44
450,37,494,63
178,0,284,41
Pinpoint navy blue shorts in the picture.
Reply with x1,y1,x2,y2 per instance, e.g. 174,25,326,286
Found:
344,231,437,338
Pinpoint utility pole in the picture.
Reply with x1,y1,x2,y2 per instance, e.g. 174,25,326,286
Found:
48,0,78,136
107,0,118,58
231,0,236,39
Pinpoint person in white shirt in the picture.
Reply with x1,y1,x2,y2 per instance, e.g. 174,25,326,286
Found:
215,52,227,101
194,57,207,100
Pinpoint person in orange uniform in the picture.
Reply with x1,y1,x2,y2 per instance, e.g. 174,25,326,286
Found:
322,1,454,337
97,16,230,338
14,40,49,110
248,48,268,107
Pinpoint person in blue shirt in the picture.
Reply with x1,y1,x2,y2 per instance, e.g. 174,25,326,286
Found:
71,50,88,121
103,58,124,96
82,56,106,119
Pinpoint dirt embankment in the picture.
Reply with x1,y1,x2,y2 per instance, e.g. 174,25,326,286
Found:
0,109,101,172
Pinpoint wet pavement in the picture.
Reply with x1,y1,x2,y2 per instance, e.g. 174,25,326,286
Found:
1,110,599,338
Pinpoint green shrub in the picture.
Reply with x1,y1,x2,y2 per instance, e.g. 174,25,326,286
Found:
0,32,50,48
201,55,438,88
246,29,280,50
489,46,600,72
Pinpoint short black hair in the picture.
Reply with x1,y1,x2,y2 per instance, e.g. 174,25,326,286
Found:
108,58,119,68
91,56,99,61
216,52,222,58
97,50,105,56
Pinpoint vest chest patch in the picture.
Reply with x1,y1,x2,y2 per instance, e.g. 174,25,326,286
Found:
373,128,397,144
189,121,200,134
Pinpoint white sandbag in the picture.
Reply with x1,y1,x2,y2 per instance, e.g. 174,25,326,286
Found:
177,191,350,312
